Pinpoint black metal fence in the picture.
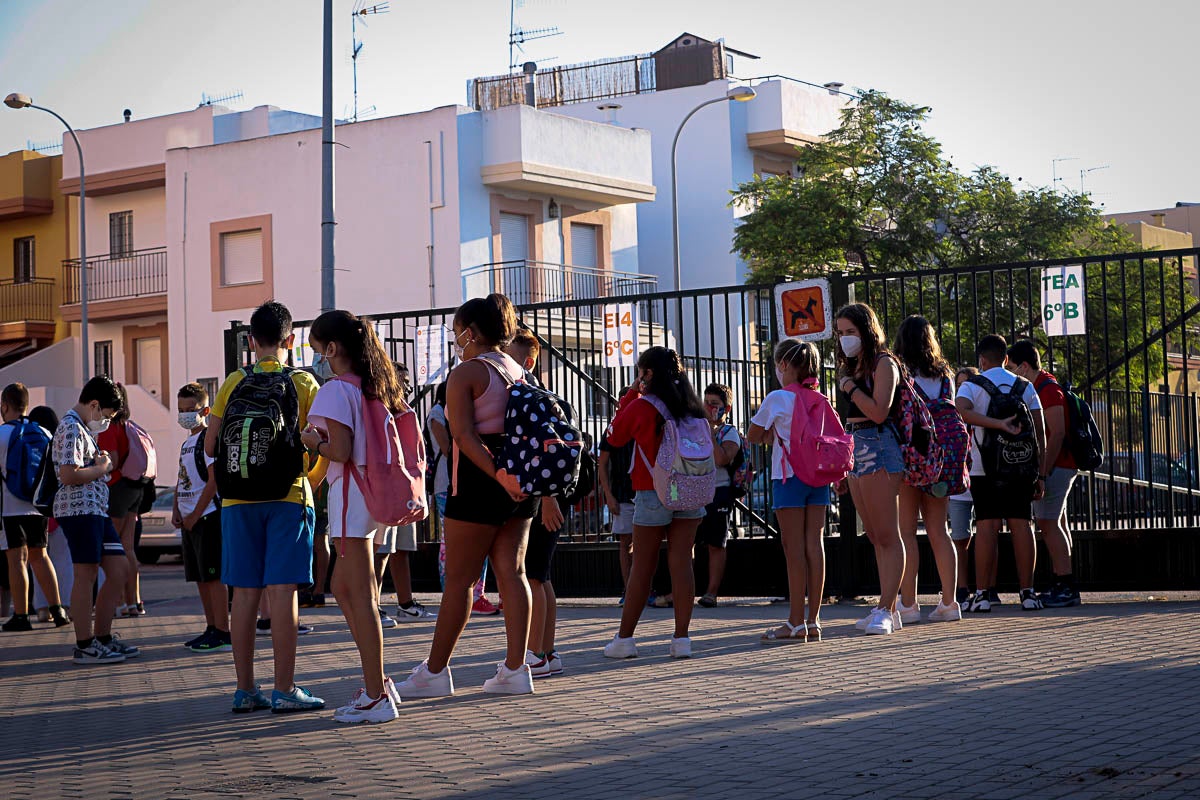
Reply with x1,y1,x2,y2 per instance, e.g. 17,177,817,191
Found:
461,260,658,309
62,247,167,304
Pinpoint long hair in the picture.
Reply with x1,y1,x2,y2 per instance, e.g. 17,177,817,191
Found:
638,346,706,421
310,310,404,413
453,293,518,347
893,315,950,380
835,303,888,381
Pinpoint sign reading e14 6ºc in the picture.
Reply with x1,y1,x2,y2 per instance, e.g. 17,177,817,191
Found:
1041,265,1087,337
603,303,638,368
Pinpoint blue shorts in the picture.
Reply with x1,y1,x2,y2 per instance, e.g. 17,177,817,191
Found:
772,478,830,509
221,502,316,589
850,425,905,477
632,490,705,528
58,514,125,565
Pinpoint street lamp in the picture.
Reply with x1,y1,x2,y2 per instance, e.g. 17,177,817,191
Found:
671,86,755,293
5,92,90,381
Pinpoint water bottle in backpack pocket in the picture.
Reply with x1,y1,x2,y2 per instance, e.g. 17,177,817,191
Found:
635,394,716,511
215,366,306,502
969,374,1040,486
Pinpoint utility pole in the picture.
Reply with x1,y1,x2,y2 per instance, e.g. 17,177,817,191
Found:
321,0,336,313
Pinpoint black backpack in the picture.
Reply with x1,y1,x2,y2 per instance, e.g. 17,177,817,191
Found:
969,374,1040,486
31,446,59,517
1036,375,1104,471
192,434,220,509
215,366,304,501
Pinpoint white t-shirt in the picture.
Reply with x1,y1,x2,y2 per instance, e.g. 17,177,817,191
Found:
713,424,743,488
425,403,450,496
175,430,218,518
956,366,1043,477
309,379,376,538
913,374,952,403
0,419,48,517
751,389,796,481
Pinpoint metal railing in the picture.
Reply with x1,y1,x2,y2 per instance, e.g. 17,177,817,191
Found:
470,54,658,111
0,278,55,323
462,261,657,308
62,246,167,304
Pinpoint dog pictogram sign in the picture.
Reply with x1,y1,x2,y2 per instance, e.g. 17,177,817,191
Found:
775,278,832,341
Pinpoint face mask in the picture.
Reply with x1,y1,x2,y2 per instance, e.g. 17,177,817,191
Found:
312,352,335,382
87,417,110,434
775,366,788,387
178,411,204,431
452,329,473,362
840,335,863,358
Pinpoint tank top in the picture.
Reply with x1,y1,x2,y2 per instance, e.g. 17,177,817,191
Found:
472,351,524,435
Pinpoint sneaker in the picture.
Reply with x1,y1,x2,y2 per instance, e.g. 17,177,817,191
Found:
526,650,552,679
651,595,674,608
191,630,233,653
103,633,140,658
184,626,215,648
1043,586,1082,608
297,590,313,608
546,650,563,676
669,636,692,659
2,614,33,632
311,593,326,608
333,689,400,724
603,635,638,659
955,587,972,606
855,607,902,631
927,600,963,622
482,662,535,695
297,624,313,635
864,607,895,635
271,685,325,713
255,619,272,637
697,594,718,608
897,601,922,625
73,639,126,665
472,596,500,616
396,601,437,621
1020,589,1044,611
393,661,454,698
379,609,397,629
128,603,146,617
646,591,657,607
35,608,51,624
231,686,272,713
987,589,1003,605
617,593,625,607
50,606,71,628
383,676,403,708
964,590,991,613
855,610,874,631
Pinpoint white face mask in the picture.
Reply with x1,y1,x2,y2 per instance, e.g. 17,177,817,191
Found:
775,366,788,387
452,329,473,362
840,335,863,358
312,352,335,382
178,411,204,431
87,417,110,434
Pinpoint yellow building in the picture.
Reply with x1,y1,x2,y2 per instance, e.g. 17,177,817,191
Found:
0,149,72,365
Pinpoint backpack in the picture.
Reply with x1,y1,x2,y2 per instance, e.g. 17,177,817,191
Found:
890,361,945,493
191,433,220,508
635,394,716,511
913,376,971,496
969,374,1040,486
32,451,59,517
720,423,753,499
215,364,305,502
778,384,854,487
121,419,157,483
1036,375,1104,471
3,418,52,503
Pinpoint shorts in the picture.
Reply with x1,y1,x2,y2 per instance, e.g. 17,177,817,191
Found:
327,475,379,540
1,515,49,549
696,486,734,548
220,501,316,588
632,489,705,528
444,434,538,525
107,478,147,518
772,478,830,509
611,501,635,535
377,524,417,554
182,511,223,583
948,498,974,541
525,520,559,583
1033,468,1077,521
850,425,905,478
971,475,1033,523
58,514,125,565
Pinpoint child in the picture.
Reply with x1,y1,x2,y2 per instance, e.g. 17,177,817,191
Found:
173,382,228,652
697,383,743,608
748,339,832,643
301,309,404,723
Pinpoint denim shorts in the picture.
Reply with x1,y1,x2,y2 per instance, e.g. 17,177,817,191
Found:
948,498,974,541
1033,468,1077,521
850,425,905,478
633,490,705,527
772,478,831,509
221,501,316,588
58,514,124,565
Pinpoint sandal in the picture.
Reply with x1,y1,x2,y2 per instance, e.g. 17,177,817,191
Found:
697,594,718,608
806,620,822,642
760,621,806,644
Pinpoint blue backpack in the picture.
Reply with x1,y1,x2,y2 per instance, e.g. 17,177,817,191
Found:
4,418,53,503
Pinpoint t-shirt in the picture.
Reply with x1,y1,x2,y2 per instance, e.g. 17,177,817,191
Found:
1034,370,1077,471
751,389,796,481
176,431,217,518
0,419,49,517
96,420,129,485
308,379,370,483
956,366,1043,477
425,403,451,496
713,425,742,488
52,409,109,518
913,374,953,403
598,438,635,504
605,389,665,492
212,357,319,506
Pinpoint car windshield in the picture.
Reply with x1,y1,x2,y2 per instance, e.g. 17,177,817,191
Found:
152,488,175,511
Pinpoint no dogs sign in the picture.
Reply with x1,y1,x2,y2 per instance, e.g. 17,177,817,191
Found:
775,278,832,341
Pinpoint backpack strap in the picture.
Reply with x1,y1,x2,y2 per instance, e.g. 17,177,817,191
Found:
968,374,1002,400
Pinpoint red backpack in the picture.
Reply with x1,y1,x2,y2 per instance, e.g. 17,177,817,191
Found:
778,381,854,486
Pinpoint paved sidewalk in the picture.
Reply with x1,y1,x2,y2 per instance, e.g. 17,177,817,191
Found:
2,563,1198,799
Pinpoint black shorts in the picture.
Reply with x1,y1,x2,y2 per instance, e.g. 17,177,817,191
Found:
183,511,223,583
696,487,734,548
524,519,560,583
2,515,48,549
108,478,146,518
444,435,538,525
971,475,1033,522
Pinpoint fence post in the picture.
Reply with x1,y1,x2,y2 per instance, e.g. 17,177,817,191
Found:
829,271,862,602
223,320,241,376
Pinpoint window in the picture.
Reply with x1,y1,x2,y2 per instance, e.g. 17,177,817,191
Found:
109,211,133,257
198,377,219,405
571,223,599,269
94,340,113,378
220,229,264,286
13,237,34,283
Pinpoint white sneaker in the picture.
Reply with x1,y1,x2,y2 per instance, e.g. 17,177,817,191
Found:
864,608,895,635
897,600,922,625
669,637,692,659
333,690,400,724
396,602,437,621
383,676,403,707
854,610,874,631
482,662,535,695
603,635,638,659
526,650,552,679
856,607,901,630
378,609,397,629
928,600,963,622
546,650,563,676
393,661,454,698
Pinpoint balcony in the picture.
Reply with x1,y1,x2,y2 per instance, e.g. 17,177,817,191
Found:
0,278,56,349
462,260,657,308
61,247,167,322
742,77,848,156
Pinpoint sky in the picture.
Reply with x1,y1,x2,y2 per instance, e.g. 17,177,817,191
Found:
0,0,1196,214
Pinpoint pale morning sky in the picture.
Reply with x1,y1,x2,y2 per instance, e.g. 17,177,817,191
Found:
0,0,1195,213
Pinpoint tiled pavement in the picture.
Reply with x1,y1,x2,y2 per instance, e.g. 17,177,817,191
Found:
2,563,1198,799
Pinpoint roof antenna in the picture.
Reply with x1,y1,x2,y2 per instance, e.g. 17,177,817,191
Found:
351,1,390,122
199,90,244,108
509,0,562,72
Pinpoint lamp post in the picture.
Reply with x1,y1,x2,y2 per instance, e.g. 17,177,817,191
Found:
5,93,89,380
671,86,755,293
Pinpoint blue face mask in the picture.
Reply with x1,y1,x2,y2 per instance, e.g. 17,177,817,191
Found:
312,353,335,382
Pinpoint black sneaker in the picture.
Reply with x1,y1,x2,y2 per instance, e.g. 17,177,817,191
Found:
987,589,1003,605
1019,589,1044,611
2,614,33,632
298,590,315,609
49,606,71,628
955,587,972,606
1043,586,1081,608
256,619,272,637
191,630,233,653
184,626,215,648
964,590,991,613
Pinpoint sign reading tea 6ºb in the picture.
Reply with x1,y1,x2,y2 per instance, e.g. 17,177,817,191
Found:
603,303,638,368
1041,265,1087,337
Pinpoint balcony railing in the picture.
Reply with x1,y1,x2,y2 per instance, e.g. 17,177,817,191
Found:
0,278,55,324
62,247,167,305
462,260,657,307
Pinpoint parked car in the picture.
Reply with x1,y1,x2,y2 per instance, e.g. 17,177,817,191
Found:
1087,451,1200,520
744,470,839,537
135,486,182,564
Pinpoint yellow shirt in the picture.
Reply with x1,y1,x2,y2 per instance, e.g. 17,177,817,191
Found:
212,356,319,506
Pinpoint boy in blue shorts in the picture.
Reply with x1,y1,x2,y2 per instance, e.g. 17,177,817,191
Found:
205,301,323,714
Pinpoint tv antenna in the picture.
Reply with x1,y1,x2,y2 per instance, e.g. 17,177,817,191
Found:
351,0,390,123
27,138,62,155
1051,156,1077,193
509,0,562,72
199,90,244,108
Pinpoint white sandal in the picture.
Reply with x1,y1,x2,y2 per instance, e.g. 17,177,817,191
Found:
760,621,806,644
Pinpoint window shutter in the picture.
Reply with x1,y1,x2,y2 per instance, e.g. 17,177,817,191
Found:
499,213,529,263
571,223,598,269
221,229,263,286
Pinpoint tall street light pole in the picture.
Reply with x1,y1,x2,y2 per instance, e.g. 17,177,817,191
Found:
670,86,756,293
5,93,90,381
321,0,336,313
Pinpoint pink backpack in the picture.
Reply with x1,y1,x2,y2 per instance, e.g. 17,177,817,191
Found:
122,420,157,483
635,394,716,511
778,382,854,486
